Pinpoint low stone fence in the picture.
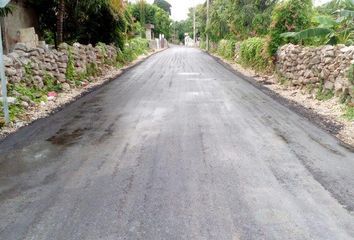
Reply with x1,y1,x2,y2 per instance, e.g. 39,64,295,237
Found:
276,44,354,99
3,42,118,91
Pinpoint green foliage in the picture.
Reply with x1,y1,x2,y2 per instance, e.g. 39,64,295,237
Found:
339,91,350,104
217,39,235,59
343,106,354,120
281,27,332,41
65,49,76,85
208,0,230,41
173,20,191,43
28,0,130,48
316,81,334,101
0,4,14,17
281,14,354,45
317,0,354,15
199,40,207,50
43,73,62,92
268,0,313,55
10,84,46,103
0,101,24,123
24,62,34,84
86,63,100,78
153,0,171,15
122,38,149,62
65,46,104,86
348,63,354,84
43,30,56,45
239,37,271,71
128,1,172,39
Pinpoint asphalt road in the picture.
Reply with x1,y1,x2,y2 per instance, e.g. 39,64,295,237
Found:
0,47,354,240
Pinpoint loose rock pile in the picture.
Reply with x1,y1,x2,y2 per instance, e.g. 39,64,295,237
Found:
277,44,354,102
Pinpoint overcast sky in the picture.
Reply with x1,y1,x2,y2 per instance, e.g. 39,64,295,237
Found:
129,0,207,21
130,0,330,21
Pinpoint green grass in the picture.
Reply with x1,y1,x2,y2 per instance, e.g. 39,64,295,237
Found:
343,106,354,121
0,102,25,123
316,82,334,101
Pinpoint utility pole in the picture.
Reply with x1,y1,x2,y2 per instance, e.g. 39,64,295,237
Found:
0,0,10,125
206,0,210,51
193,6,196,46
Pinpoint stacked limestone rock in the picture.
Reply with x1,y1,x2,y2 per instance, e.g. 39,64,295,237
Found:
3,42,119,94
277,44,354,100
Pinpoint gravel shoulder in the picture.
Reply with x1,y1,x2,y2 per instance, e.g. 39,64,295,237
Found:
209,52,354,148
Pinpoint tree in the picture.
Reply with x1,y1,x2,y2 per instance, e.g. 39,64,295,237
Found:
29,0,131,49
179,0,278,43
153,0,171,15
128,1,172,39
281,12,354,45
173,20,191,42
56,0,65,45
0,5,13,17
268,0,313,55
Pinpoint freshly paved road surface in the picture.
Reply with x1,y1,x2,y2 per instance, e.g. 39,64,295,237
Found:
0,47,354,240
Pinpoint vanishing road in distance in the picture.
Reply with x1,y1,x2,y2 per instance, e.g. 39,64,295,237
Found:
0,47,353,239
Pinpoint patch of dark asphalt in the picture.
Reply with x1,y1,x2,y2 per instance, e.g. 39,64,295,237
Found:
47,127,89,146
206,52,353,150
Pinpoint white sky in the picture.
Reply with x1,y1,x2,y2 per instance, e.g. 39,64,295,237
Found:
129,0,205,21
130,0,330,21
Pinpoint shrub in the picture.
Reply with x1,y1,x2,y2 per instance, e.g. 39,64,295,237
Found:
43,73,62,92
122,38,149,63
65,48,76,85
343,106,354,121
348,63,354,85
217,39,236,59
199,40,206,50
268,0,313,55
239,37,271,71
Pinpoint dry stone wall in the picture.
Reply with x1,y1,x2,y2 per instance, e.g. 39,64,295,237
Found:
277,44,354,101
3,42,118,92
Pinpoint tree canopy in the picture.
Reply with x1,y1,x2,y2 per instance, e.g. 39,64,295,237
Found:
128,0,172,39
28,0,131,49
153,0,171,15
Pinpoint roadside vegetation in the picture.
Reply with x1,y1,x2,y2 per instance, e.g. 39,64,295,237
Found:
175,0,354,120
0,0,172,127
344,106,354,120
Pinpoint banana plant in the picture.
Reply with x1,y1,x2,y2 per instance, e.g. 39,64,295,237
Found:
280,13,354,45
0,5,13,17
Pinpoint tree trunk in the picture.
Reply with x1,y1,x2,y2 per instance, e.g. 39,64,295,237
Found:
56,0,65,45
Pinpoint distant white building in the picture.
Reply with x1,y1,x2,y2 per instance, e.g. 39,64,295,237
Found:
184,33,195,47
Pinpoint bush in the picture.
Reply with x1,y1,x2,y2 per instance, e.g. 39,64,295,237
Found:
268,0,313,55
343,106,354,121
239,37,271,71
199,40,206,50
121,38,149,63
217,39,236,59
28,0,130,48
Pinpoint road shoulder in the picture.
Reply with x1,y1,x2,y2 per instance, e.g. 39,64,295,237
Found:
205,50,354,149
